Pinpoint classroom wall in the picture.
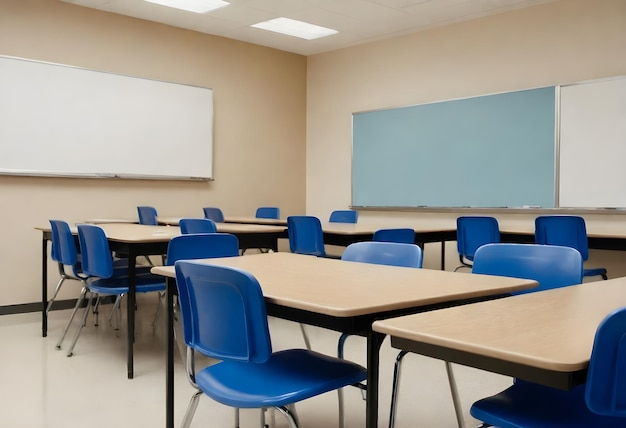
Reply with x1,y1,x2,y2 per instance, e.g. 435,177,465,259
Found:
0,0,307,306
306,0,626,272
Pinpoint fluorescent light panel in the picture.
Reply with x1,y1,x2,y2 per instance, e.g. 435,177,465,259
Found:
144,0,229,14
251,17,338,40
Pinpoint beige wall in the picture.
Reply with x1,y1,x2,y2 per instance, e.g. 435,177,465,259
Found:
306,0,626,271
3,0,626,306
0,0,307,306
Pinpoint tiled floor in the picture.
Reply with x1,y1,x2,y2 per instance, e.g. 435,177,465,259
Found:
0,295,512,427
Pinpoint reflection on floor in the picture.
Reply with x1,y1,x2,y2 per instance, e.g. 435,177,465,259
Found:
0,295,511,427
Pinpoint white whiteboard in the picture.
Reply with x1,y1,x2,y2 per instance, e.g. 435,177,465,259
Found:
0,55,213,180
559,76,626,208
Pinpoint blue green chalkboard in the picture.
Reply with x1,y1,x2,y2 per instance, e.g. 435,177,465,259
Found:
352,87,556,208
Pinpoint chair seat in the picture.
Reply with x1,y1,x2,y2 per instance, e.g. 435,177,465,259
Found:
196,349,367,408
87,274,165,295
584,267,607,277
470,380,626,428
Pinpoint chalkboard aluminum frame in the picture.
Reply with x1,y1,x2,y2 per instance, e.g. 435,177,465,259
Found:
351,86,558,209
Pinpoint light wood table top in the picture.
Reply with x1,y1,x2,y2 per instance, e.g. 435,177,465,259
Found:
373,277,626,374
84,218,137,224
152,252,536,317
157,216,286,231
320,222,456,235
37,223,181,242
224,216,288,226
500,221,626,240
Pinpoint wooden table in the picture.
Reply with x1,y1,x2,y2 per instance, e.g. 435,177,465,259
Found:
151,252,536,428
37,222,286,377
373,278,626,394
500,222,626,251
320,222,457,269
224,215,288,226
156,217,288,251
37,223,179,378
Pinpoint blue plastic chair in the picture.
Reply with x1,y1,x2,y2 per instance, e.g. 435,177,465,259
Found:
174,261,368,428
454,216,500,271
50,220,137,346
372,228,415,244
287,216,326,257
60,224,166,357
339,241,423,428
203,207,225,223
472,243,584,294
535,215,608,280
179,218,217,234
465,243,585,428
137,206,158,225
391,243,584,428
48,220,88,314
255,207,280,219
329,209,358,223
470,306,626,427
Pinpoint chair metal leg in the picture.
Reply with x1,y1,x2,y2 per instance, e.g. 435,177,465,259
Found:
260,408,269,428
388,350,408,428
389,352,466,428
46,275,66,314
299,324,311,350
180,390,202,428
66,293,95,357
336,333,366,428
235,407,240,428
445,361,466,428
152,291,165,329
337,333,349,428
275,405,299,428
56,286,87,350
109,295,123,330
92,295,101,326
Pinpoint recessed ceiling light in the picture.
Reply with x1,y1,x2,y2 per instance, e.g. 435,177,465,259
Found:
144,0,229,14
251,17,338,40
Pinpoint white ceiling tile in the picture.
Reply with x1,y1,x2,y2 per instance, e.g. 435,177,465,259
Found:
61,0,560,55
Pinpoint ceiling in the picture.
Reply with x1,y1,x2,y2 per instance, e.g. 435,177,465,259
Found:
62,0,557,56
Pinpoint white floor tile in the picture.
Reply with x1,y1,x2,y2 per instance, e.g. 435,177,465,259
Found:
0,296,511,428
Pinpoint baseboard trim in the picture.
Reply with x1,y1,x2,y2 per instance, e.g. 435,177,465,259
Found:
0,297,116,316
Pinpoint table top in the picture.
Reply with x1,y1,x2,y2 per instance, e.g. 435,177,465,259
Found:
151,252,536,317
373,277,626,373
320,222,456,235
37,222,285,239
499,221,626,239
157,216,286,230
84,218,137,224
224,216,288,226
36,223,181,242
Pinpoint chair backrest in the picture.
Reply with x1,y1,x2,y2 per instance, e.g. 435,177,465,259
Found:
174,261,272,363
203,207,225,223
49,219,79,267
287,216,326,257
372,228,415,244
137,206,158,225
342,241,423,268
585,306,626,417
76,224,114,278
472,243,583,294
166,233,239,266
329,210,358,224
179,218,217,234
535,215,590,261
255,207,280,219
456,216,500,261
